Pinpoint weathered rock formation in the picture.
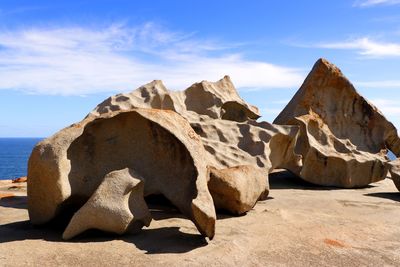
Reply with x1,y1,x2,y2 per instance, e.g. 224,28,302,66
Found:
87,76,300,213
28,58,400,241
28,109,216,239
88,76,260,123
89,76,300,174
208,165,269,215
274,58,400,187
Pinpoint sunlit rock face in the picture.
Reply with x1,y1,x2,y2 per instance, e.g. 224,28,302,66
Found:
274,58,400,188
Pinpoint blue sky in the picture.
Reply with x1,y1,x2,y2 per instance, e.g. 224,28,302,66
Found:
1,0,400,137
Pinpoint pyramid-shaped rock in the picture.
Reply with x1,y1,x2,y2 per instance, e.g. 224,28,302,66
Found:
274,58,400,187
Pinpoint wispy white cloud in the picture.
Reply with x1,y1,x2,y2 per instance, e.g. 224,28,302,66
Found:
354,0,400,7
368,98,400,132
369,99,400,118
317,37,400,57
0,23,304,95
356,80,400,88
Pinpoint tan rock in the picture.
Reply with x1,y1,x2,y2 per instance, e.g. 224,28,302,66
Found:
88,76,301,174
62,168,151,240
274,58,397,187
388,158,400,191
208,165,269,215
28,109,216,239
89,76,260,122
87,76,301,215
190,116,301,173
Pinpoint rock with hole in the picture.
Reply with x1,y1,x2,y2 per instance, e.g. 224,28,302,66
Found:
28,108,216,239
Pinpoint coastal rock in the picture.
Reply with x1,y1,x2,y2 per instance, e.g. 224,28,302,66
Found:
87,76,304,216
88,76,260,122
28,109,216,239
208,165,269,215
274,58,398,187
88,76,301,175
63,168,151,240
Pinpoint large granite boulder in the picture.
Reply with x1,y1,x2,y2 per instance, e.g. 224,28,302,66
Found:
28,109,216,239
274,58,400,187
87,76,301,214
208,165,269,215
88,75,300,175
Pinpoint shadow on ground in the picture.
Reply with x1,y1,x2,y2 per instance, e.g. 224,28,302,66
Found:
0,196,27,209
269,170,375,191
0,203,208,254
364,192,400,202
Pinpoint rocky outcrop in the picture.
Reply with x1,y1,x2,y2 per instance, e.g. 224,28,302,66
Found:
274,58,398,187
86,76,302,215
28,109,216,239
208,165,269,215
88,76,260,123
28,58,400,242
87,76,302,215
88,76,301,175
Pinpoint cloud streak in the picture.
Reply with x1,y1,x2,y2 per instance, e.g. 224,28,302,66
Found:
0,23,304,95
317,37,400,57
369,98,400,118
354,0,400,7
356,80,400,88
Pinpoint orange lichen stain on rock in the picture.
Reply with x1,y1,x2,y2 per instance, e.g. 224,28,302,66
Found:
324,238,346,248
0,193,15,199
188,130,199,140
12,176,27,183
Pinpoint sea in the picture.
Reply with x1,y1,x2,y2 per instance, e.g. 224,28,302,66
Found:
0,138,43,180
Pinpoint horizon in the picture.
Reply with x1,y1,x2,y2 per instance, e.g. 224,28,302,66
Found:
1,1,400,137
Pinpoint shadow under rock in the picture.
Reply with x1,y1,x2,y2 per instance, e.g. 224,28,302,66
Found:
145,194,186,221
269,170,376,191
0,195,28,209
215,196,274,220
364,192,400,202
122,227,208,254
0,220,64,243
52,225,208,254
0,204,208,254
